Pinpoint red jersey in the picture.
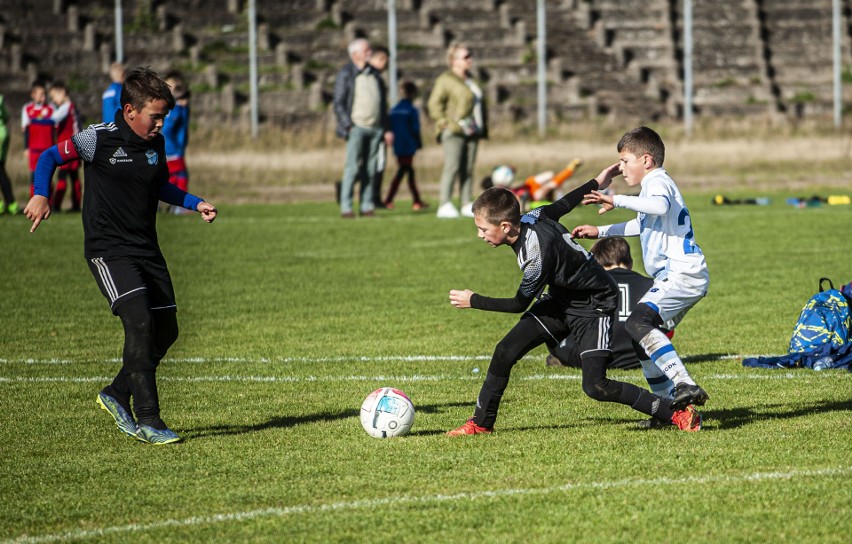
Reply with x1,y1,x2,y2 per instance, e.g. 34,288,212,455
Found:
53,101,81,171
22,101,56,171
22,101,56,152
54,101,79,141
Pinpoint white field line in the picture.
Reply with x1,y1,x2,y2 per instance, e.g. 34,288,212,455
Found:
5,465,850,544
0,355,499,365
0,354,752,365
1,371,847,386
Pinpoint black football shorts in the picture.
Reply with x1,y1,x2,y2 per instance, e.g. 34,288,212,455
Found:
87,254,176,314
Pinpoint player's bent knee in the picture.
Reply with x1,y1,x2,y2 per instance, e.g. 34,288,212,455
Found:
488,340,520,377
581,380,608,401
624,303,664,342
581,378,620,402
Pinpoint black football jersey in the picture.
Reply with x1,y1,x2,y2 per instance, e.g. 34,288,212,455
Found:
70,113,170,258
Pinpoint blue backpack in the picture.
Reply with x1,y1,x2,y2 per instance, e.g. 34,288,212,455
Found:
788,278,852,354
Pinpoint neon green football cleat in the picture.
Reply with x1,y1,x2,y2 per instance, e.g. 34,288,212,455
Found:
97,391,138,437
135,424,182,445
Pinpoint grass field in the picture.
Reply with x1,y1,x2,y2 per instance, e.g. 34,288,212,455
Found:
1,191,851,543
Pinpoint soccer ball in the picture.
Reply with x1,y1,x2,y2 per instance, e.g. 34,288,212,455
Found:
491,165,515,187
360,387,415,438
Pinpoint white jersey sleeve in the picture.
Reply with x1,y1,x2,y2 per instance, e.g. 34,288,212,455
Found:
598,218,641,237
629,169,709,284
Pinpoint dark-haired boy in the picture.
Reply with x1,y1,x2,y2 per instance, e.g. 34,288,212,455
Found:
447,168,702,436
24,67,218,445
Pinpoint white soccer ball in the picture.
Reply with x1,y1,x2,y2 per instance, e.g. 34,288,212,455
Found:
491,165,515,187
360,387,415,438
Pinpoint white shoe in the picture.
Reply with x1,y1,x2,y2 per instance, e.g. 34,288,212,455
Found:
460,203,474,217
436,202,460,219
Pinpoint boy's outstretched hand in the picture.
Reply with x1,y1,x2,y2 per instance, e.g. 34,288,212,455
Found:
23,195,51,233
571,224,600,239
594,162,620,191
582,190,614,214
449,289,474,309
197,201,218,223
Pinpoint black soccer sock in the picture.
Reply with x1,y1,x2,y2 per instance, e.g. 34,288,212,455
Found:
127,370,167,430
620,384,674,421
103,368,132,411
472,373,510,428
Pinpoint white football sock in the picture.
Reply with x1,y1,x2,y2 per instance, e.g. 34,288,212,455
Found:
639,328,695,386
640,359,675,399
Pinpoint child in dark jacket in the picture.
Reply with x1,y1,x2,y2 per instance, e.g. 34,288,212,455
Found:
385,81,427,210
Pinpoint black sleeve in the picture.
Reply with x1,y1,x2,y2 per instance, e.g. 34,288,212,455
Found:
332,68,351,131
538,179,600,222
470,291,534,313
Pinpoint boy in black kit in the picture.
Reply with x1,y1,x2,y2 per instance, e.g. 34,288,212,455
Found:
24,67,218,444
447,165,702,435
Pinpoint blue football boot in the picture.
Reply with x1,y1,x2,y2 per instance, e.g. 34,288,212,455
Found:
97,391,138,437
135,424,182,445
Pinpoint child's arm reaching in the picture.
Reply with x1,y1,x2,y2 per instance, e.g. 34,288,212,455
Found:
531,162,620,222
449,289,534,313
583,191,669,216
534,178,599,222
572,219,641,239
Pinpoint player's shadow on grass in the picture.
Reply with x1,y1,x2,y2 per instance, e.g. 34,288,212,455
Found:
406,401,474,436
186,409,361,438
701,398,852,430
186,401,471,439
682,353,734,364
613,398,852,431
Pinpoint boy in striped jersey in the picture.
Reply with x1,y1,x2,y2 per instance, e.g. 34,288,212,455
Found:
446,168,703,436
24,67,218,444
573,126,710,417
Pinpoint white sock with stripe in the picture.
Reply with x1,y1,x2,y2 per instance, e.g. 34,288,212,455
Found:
640,359,675,399
639,328,695,387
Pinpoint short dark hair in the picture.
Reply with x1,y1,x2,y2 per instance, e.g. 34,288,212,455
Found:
51,80,67,91
120,66,175,112
400,80,418,99
372,45,389,57
31,80,47,91
164,70,189,99
472,187,520,226
591,237,633,269
617,126,665,168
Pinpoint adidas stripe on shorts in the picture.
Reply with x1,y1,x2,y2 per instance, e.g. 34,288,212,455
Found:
87,255,176,314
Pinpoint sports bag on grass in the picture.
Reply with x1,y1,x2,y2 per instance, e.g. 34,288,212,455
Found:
788,278,851,354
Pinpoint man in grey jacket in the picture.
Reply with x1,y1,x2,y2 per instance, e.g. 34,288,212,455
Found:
333,38,392,218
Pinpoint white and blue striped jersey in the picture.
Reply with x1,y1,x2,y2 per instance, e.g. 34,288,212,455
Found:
598,168,709,285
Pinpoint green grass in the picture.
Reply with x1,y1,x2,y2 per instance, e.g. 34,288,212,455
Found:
1,194,851,543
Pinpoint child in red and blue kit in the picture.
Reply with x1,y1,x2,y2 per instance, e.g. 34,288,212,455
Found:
50,81,82,212
384,81,427,210
21,81,55,199
162,71,190,193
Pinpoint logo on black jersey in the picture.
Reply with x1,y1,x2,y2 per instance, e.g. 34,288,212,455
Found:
146,149,158,165
109,147,132,164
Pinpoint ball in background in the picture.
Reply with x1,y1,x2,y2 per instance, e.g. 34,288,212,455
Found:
360,387,415,438
491,165,515,187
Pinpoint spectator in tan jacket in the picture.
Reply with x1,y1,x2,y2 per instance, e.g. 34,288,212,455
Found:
428,43,488,219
